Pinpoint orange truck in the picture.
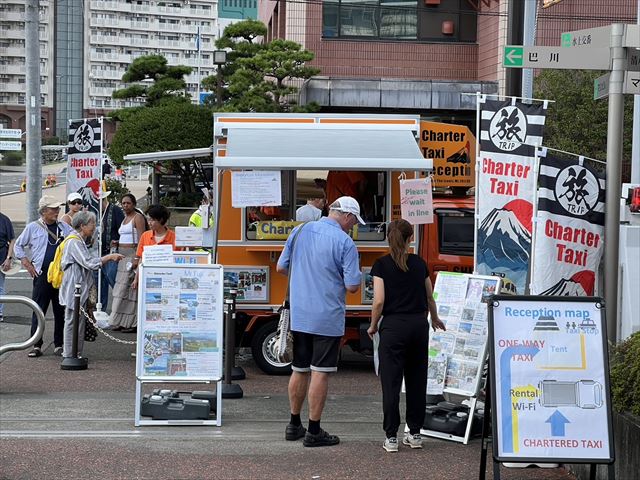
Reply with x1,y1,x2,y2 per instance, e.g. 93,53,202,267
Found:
206,114,476,374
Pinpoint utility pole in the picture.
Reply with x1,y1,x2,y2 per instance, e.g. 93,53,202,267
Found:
25,0,42,222
632,0,640,184
604,24,626,342
505,0,524,97
521,0,538,102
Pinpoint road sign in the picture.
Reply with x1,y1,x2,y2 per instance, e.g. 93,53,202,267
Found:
0,129,22,139
561,25,612,48
0,141,22,151
594,73,610,100
627,50,640,72
503,45,611,70
625,71,640,95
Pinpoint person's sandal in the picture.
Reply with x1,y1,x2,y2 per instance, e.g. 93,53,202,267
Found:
27,347,42,358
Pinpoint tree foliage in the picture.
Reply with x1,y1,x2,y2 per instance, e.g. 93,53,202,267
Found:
112,55,193,106
201,20,320,112
108,101,212,193
534,70,633,178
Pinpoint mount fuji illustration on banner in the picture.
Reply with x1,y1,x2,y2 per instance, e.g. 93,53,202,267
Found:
477,199,532,290
540,271,595,296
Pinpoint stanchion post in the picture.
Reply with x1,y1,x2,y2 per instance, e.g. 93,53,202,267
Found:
221,298,243,398
229,289,246,381
61,284,88,370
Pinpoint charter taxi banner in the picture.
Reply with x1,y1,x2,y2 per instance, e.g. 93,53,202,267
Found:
531,153,605,296
419,121,476,188
476,99,548,295
67,118,102,217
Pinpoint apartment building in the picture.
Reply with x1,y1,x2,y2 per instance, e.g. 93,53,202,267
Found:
0,0,221,140
258,0,637,124
0,0,55,133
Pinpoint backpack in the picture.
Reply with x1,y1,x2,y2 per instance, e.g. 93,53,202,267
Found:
47,234,81,289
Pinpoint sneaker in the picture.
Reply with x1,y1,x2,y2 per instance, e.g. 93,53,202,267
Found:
383,437,399,452
403,433,423,449
27,347,42,358
303,429,340,447
53,346,63,356
285,423,306,441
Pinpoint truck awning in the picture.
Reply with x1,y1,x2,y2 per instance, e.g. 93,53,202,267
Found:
216,128,431,171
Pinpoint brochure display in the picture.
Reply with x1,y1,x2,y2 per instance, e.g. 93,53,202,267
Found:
134,263,225,426
223,266,269,303
424,271,501,444
487,296,613,464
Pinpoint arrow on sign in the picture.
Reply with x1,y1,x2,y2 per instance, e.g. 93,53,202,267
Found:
633,79,640,88
506,48,523,64
546,410,570,437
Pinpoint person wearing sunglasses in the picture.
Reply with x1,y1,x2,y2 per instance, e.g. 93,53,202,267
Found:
61,192,85,226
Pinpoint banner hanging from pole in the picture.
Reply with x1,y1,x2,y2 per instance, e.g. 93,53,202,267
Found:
476,99,548,294
67,118,102,217
531,152,605,295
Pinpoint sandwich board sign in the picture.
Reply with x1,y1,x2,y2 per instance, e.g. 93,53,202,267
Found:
487,296,614,464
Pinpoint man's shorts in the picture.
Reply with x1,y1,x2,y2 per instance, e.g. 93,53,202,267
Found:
291,331,341,373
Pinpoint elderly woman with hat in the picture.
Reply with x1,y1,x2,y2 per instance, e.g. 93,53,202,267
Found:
14,195,74,357
61,192,85,226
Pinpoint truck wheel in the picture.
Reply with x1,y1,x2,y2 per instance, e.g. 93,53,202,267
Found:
251,321,292,376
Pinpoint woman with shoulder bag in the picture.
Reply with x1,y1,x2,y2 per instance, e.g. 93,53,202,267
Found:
367,219,446,453
60,211,123,358
109,194,147,332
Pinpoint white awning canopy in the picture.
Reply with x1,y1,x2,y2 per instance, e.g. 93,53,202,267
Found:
216,128,431,171
125,147,212,164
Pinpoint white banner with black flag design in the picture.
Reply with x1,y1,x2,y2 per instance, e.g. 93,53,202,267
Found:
67,118,102,217
476,98,548,294
532,152,605,296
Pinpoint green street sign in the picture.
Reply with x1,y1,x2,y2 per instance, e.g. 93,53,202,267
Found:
504,46,524,67
561,33,572,48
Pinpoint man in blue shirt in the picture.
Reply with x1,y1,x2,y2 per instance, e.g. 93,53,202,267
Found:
277,196,363,447
14,195,73,357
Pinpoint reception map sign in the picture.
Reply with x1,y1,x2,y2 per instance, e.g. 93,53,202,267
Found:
488,296,613,463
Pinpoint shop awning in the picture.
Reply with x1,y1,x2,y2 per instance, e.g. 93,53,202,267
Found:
216,127,431,171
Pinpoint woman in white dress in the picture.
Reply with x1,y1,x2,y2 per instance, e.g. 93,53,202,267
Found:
109,194,147,332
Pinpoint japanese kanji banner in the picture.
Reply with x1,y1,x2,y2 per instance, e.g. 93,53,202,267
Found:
531,153,605,295
67,118,102,217
476,98,548,294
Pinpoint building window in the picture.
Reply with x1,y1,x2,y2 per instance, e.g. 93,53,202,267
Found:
322,0,476,42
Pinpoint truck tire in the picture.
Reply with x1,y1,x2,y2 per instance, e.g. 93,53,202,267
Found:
251,321,292,376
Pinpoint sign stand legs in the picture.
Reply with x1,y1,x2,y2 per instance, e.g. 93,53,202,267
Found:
479,372,500,480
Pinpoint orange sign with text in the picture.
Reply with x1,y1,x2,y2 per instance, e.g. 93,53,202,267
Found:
420,121,475,188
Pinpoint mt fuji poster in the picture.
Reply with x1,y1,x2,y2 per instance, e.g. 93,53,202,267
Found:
476,98,548,294
531,153,605,296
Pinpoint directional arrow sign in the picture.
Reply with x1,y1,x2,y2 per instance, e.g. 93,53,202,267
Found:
503,45,611,70
0,128,22,139
504,46,523,67
561,25,612,48
0,141,23,151
546,410,570,437
594,73,610,100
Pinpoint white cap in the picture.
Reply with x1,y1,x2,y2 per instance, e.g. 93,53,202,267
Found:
331,196,365,225
67,192,82,203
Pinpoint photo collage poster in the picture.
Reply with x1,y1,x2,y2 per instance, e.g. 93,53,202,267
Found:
137,265,223,380
223,266,269,303
427,272,501,396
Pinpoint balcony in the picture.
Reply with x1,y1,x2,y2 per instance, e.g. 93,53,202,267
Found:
3,82,25,93
0,64,25,75
91,69,124,80
90,51,132,64
89,86,117,97
3,11,24,22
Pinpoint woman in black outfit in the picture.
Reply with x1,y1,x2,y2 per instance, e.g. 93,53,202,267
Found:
367,219,446,453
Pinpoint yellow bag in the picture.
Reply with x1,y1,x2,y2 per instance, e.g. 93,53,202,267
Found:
47,234,80,289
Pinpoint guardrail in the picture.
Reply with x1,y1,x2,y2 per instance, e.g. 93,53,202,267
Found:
0,295,45,355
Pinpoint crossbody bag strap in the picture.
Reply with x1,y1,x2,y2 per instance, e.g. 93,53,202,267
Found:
284,223,306,303
38,220,61,244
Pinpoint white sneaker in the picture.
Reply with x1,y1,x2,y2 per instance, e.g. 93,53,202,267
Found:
383,437,398,452
403,433,423,449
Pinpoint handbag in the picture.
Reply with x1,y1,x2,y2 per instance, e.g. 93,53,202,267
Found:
274,224,306,364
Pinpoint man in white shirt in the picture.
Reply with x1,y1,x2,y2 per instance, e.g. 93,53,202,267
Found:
295,187,326,222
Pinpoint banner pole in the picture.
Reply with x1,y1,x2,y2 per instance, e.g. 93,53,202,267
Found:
97,116,104,312
529,146,541,295
473,92,482,274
